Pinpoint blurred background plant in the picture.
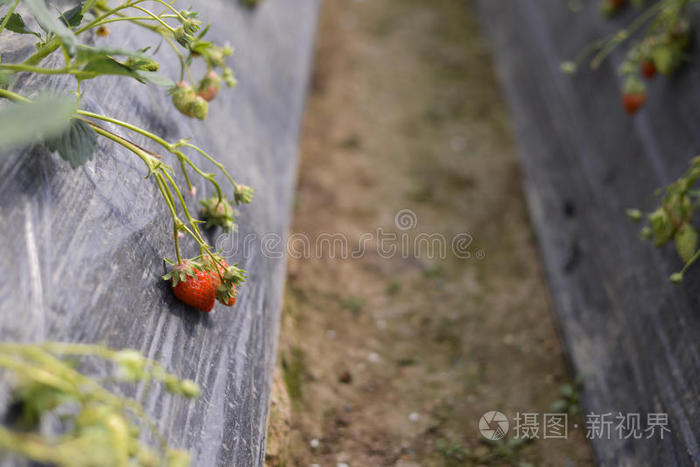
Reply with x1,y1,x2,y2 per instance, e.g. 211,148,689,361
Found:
562,0,696,114
0,341,199,467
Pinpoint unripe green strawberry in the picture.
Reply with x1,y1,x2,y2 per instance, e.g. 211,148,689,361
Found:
171,82,208,120
172,82,196,115
234,183,254,204
200,196,236,231
180,379,201,398
675,223,698,263
648,208,673,246
190,95,209,120
222,67,237,87
168,449,191,467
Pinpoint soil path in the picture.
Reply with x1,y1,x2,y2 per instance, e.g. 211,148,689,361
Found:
267,1,594,465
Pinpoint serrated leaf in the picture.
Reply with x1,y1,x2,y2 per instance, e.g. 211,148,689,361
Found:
0,95,75,150
57,3,84,28
76,56,146,82
75,44,146,62
137,71,173,87
45,119,97,169
24,0,77,56
0,13,40,37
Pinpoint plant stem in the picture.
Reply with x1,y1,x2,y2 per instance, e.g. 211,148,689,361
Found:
129,5,175,32
0,64,74,75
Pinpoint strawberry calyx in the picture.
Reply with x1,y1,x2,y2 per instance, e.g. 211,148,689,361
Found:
202,254,245,307
216,283,237,306
162,259,199,287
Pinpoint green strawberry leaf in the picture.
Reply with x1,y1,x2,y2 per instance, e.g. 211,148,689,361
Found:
57,3,84,28
45,119,97,169
75,54,173,86
76,45,144,61
0,13,41,37
137,71,174,87
0,95,76,150
24,0,77,56
76,56,147,82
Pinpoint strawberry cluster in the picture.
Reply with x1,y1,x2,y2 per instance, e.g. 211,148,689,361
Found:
163,256,246,312
620,19,691,115
167,10,237,120
564,0,694,116
630,156,700,283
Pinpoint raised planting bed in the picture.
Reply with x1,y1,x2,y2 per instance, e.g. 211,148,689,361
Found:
476,1,700,465
0,0,319,465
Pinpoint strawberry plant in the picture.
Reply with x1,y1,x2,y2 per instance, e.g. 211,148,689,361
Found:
562,0,695,115
0,341,199,466
0,0,251,311
628,157,700,283
561,0,700,281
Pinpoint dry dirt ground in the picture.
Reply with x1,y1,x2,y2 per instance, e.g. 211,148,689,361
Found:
267,0,594,465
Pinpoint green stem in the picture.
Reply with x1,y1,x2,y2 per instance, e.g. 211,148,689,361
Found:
149,0,186,20
160,168,206,245
173,223,182,263
78,110,172,148
129,5,175,32
78,111,230,200
180,142,238,191
0,88,29,102
22,38,61,66
87,122,158,169
0,64,74,75
591,0,666,69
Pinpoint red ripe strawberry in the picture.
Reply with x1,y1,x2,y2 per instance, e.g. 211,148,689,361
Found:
204,256,241,307
173,269,216,312
218,284,237,306
622,92,646,115
206,258,228,288
641,60,656,79
164,262,216,312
